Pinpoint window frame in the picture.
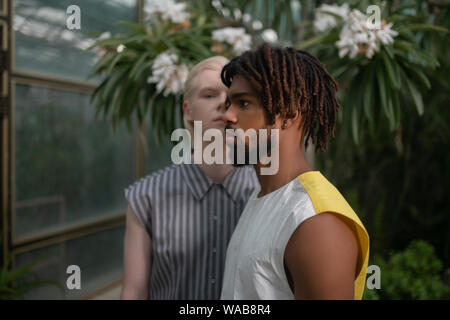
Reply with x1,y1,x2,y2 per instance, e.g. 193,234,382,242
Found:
0,0,7,17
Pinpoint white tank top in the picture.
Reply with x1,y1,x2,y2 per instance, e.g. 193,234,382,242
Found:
220,171,370,300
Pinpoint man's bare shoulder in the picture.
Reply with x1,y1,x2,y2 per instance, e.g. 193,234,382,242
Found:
286,212,358,262
284,212,359,299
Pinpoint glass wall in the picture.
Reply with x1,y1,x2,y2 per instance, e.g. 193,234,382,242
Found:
14,83,135,241
14,225,125,299
5,0,173,299
13,0,137,81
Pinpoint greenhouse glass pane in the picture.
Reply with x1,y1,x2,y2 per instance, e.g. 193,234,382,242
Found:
14,225,124,299
14,0,137,81
14,83,136,241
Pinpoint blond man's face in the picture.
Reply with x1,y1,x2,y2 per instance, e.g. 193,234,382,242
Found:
184,68,228,133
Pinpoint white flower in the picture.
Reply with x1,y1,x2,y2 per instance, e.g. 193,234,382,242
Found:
98,31,111,41
242,13,251,23
335,9,398,59
233,8,242,20
314,3,349,32
147,51,188,96
261,29,278,43
376,22,398,45
252,20,263,30
144,0,190,24
116,44,126,53
212,0,222,9
222,8,230,17
212,27,252,55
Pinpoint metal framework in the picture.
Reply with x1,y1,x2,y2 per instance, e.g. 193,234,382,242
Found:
1,0,146,299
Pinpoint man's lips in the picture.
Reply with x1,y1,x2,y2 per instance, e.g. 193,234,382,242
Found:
213,117,225,123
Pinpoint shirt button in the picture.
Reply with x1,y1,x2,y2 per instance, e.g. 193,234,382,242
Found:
211,279,216,284
212,248,217,253
213,215,218,220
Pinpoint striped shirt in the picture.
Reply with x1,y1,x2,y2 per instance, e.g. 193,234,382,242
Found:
124,162,259,300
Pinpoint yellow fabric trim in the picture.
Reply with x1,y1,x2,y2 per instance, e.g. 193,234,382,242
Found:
297,171,370,300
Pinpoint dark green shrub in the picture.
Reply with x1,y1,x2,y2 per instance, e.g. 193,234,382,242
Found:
363,240,450,299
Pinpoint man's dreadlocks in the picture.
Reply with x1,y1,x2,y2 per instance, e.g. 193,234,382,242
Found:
221,43,340,152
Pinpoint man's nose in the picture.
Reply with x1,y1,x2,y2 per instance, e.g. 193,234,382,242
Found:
222,106,238,124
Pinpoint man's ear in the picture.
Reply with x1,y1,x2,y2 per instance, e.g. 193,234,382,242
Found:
183,101,193,122
278,110,301,130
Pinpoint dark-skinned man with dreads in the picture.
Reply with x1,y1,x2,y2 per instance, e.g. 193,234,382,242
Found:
220,44,370,300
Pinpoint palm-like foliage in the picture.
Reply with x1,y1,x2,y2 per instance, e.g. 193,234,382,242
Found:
87,16,220,144
0,232,64,299
298,2,449,144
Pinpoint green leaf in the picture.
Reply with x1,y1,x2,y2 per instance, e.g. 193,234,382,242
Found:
350,71,366,144
4,266,33,283
133,61,153,82
166,96,175,133
101,66,130,115
383,45,395,59
0,287,24,300
376,65,389,123
105,52,125,75
393,40,423,64
88,53,115,79
405,77,424,116
85,37,128,51
90,76,108,105
407,67,431,90
392,90,400,129
129,52,151,80
115,20,146,34
386,90,396,131
398,24,450,35
351,101,360,145
381,49,401,89
363,67,374,124
297,32,339,49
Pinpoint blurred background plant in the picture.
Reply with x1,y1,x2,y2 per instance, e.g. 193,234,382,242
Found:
0,231,64,299
87,0,450,299
363,240,450,299
87,0,277,145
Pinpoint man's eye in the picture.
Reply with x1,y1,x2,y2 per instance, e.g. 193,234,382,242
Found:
205,94,214,98
225,98,231,108
240,100,249,108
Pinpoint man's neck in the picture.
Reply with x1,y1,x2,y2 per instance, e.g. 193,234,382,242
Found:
254,144,312,198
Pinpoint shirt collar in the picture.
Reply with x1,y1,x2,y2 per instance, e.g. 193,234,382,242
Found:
221,166,253,203
180,163,254,202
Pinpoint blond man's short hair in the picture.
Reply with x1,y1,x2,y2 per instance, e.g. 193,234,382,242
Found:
183,56,229,137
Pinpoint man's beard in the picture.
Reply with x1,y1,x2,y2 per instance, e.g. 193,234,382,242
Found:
225,124,273,167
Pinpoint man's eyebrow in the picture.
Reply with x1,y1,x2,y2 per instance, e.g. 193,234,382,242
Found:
199,86,219,92
230,92,257,99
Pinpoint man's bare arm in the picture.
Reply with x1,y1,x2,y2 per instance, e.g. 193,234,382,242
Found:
284,212,358,300
120,205,151,299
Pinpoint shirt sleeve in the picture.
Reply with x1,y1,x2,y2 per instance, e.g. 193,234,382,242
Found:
124,178,153,240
